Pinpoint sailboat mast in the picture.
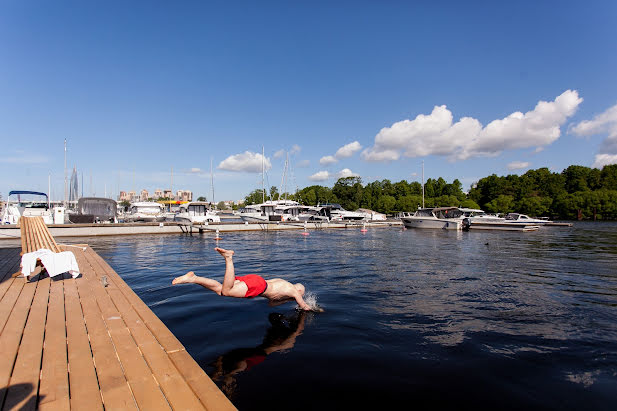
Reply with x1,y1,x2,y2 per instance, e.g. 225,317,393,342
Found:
64,139,67,207
210,157,214,206
262,146,265,203
422,160,425,208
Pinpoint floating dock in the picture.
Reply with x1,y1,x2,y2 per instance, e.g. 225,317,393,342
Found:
0,220,401,240
0,245,236,410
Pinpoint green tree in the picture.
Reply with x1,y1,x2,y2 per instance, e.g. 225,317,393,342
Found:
269,186,279,201
484,195,515,214
333,177,363,210
244,189,267,205
197,196,207,202
377,195,396,214
216,201,227,210
459,199,481,209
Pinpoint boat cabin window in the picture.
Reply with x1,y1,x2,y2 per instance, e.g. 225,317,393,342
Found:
188,204,206,216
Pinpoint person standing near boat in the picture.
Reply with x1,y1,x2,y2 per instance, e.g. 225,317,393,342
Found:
172,247,314,311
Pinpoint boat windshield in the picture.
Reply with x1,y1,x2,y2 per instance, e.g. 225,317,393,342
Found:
8,192,49,208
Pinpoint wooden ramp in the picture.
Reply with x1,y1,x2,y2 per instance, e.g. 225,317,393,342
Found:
0,246,236,410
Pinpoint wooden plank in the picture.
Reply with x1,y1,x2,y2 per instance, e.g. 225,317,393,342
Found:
3,277,50,410
85,248,184,352
0,248,19,281
106,287,206,410
0,279,25,335
0,250,20,300
73,261,138,410
18,218,26,255
38,280,70,411
168,350,237,411
64,279,104,410
82,247,235,410
0,280,36,407
34,217,59,252
31,218,45,251
71,248,171,410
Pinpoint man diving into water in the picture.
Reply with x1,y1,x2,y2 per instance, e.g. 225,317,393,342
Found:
172,247,313,311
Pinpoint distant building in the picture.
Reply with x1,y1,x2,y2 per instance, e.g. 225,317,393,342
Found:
163,189,173,200
176,190,192,202
140,189,149,201
118,191,129,202
154,189,163,199
69,167,79,202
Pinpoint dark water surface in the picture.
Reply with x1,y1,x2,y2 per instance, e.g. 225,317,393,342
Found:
83,222,617,410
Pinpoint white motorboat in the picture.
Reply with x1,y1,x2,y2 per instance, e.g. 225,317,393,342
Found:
400,207,464,230
238,200,300,223
125,202,165,222
504,213,552,225
462,212,543,231
174,201,220,225
319,203,366,221
2,190,56,225
298,206,331,222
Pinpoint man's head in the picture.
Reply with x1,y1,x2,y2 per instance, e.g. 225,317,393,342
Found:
294,283,305,296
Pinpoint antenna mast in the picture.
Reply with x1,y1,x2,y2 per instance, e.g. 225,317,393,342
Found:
64,139,67,207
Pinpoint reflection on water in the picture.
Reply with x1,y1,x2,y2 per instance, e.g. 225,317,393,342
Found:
209,311,308,398
85,221,617,409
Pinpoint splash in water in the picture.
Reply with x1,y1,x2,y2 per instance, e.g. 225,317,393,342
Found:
300,291,323,312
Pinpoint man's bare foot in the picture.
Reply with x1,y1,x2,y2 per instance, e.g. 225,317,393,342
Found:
172,271,196,285
215,247,235,258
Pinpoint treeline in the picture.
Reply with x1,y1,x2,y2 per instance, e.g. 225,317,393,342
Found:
244,164,617,220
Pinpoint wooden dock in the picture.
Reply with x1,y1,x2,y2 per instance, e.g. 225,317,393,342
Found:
0,245,236,410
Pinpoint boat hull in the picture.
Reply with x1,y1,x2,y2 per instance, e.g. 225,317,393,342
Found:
401,217,462,230
464,220,540,231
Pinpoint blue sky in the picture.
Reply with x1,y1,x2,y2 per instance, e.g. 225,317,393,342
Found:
1,1,617,203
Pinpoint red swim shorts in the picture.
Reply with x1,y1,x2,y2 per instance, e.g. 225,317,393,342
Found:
235,274,268,298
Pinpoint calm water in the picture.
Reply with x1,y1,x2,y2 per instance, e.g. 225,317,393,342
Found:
80,222,617,410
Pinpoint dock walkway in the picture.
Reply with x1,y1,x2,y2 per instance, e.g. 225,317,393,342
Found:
0,246,236,410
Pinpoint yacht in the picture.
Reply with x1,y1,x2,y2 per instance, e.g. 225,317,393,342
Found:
505,213,552,225
1,190,55,225
238,200,300,223
298,205,331,222
462,212,543,231
400,207,464,230
174,201,221,225
319,203,366,221
124,202,165,222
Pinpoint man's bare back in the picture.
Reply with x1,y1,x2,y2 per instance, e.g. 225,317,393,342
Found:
172,247,314,311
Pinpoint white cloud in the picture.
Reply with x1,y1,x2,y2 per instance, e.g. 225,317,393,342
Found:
297,159,310,168
308,168,358,182
309,171,330,181
592,154,617,168
218,151,272,173
507,161,530,170
273,149,285,159
319,155,338,166
336,168,359,179
362,90,583,162
335,141,362,158
290,144,301,155
570,103,617,168
570,103,617,138
189,167,202,173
